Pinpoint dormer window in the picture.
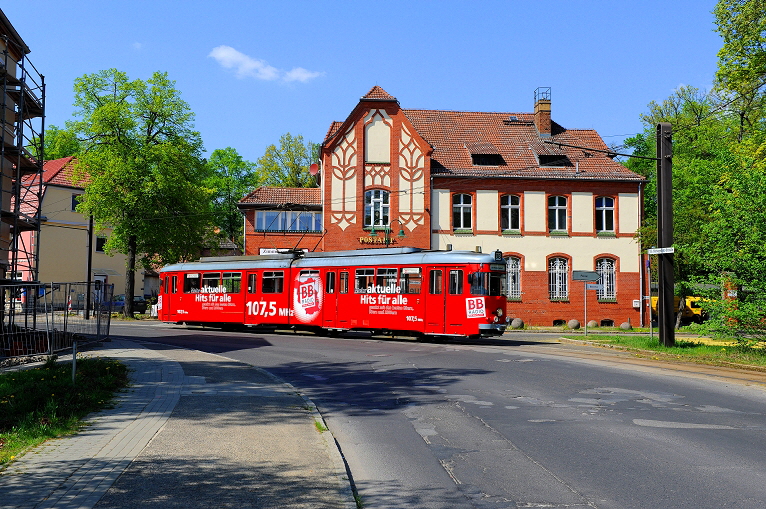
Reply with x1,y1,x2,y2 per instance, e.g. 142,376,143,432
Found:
466,142,504,166
538,154,571,167
471,154,504,166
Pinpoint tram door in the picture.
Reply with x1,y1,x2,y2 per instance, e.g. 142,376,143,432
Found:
424,268,446,334
444,268,467,335
424,267,466,335
244,271,259,325
163,274,178,321
322,270,338,328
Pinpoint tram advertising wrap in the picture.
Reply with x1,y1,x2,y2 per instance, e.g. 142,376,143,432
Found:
158,248,507,338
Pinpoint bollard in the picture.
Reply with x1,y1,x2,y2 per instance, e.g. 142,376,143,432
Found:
72,339,77,384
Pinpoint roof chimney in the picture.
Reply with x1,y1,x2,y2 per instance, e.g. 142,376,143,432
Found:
534,87,552,137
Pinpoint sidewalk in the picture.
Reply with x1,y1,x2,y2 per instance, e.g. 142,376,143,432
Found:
0,339,355,509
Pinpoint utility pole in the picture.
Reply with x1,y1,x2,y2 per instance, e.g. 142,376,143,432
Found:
656,122,675,346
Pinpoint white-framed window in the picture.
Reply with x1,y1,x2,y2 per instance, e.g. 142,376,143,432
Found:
254,211,322,232
364,190,389,227
596,258,616,299
452,194,472,230
548,195,567,232
95,236,107,253
548,257,568,299
506,256,521,299
501,194,520,231
595,196,615,232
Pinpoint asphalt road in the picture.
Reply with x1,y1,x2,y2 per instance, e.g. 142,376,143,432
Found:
111,322,766,509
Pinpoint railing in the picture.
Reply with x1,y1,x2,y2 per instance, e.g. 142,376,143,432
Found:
0,282,113,366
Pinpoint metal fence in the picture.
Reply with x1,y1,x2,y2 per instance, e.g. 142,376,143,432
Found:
1,282,113,364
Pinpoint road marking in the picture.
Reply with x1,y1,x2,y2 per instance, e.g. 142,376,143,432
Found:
633,419,735,429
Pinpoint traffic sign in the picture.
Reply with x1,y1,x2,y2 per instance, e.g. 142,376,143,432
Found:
572,270,600,282
586,284,602,290
647,247,675,255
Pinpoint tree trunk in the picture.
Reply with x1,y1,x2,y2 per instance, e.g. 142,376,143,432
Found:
124,234,137,317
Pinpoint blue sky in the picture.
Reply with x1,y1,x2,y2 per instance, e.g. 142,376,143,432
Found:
5,1,722,163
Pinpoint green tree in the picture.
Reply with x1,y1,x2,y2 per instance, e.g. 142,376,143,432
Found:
625,86,733,286
43,125,82,160
205,147,259,249
625,1,766,337
714,0,766,140
70,69,213,316
257,133,318,188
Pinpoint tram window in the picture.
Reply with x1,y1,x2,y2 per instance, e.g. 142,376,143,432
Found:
449,270,464,295
469,272,506,296
162,277,167,294
340,272,349,294
171,276,177,293
429,270,443,294
184,273,201,293
376,268,398,292
401,267,422,294
469,272,488,295
247,274,257,293
262,271,284,293
222,272,241,293
355,268,375,293
326,272,336,294
202,272,220,290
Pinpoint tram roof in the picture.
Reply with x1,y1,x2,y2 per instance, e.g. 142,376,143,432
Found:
160,248,504,273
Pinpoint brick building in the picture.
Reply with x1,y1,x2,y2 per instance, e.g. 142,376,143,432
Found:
241,86,647,327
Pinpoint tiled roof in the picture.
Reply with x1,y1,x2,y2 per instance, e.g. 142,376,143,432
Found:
13,157,85,218
324,121,344,143
239,187,321,207
39,156,88,188
362,86,397,101
401,109,643,181
322,88,643,182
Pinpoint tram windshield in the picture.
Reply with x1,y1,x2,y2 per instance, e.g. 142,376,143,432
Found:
469,271,506,296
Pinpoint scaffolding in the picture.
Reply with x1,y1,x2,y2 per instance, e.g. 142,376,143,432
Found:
1,26,45,285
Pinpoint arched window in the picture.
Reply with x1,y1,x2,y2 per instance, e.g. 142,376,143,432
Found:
501,195,520,231
364,190,389,227
548,195,567,232
595,197,615,232
596,258,616,299
452,194,472,230
548,257,568,299
506,256,521,299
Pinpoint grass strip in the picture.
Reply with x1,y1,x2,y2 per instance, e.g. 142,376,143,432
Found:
562,334,766,368
0,356,129,466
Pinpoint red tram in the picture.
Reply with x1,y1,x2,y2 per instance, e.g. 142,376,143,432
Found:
157,247,508,338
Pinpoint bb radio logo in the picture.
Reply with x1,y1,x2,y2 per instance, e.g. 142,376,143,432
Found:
292,275,323,323
466,297,486,318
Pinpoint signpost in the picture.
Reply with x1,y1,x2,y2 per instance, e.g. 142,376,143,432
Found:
573,271,601,335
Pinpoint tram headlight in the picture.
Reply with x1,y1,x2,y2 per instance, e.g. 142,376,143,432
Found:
493,315,499,323
495,308,504,317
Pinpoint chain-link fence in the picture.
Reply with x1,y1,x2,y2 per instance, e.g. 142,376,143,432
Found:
1,282,113,365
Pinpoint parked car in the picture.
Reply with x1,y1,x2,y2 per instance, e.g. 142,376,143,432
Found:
111,294,148,314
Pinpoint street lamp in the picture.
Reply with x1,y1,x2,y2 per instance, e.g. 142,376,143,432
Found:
369,219,406,247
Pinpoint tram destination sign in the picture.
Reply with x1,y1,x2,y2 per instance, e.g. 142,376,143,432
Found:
572,270,600,282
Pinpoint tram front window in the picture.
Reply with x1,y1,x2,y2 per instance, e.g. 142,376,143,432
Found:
469,272,506,296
